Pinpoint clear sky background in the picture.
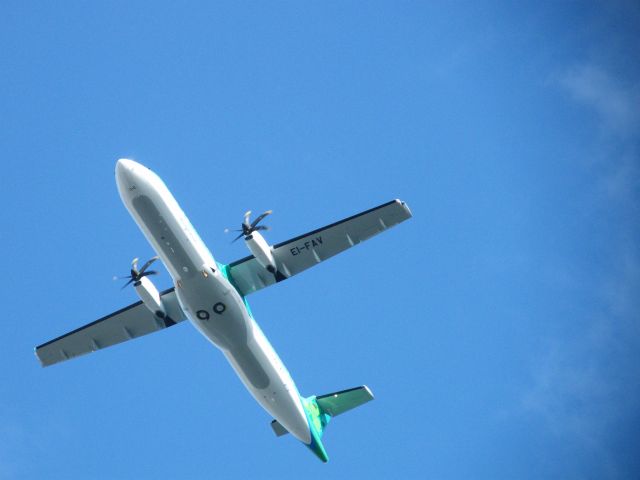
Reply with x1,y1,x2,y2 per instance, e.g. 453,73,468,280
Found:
1,2,639,479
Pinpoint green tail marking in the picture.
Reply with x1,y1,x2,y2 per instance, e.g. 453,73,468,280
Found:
301,395,332,462
300,386,375,463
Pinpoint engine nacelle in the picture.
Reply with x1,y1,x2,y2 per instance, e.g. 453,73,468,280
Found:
134,275,167,319
245,231,277,274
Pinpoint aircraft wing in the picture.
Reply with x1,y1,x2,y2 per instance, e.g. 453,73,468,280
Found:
226,199,411,296
35,288,185,367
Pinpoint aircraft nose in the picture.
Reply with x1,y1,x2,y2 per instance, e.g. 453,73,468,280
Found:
116,158,137,174
115,158,138,182
115,158,143,194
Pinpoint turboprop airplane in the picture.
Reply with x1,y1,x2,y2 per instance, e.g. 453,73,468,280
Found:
35,159,412,462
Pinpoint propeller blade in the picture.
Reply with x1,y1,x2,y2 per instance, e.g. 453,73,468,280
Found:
243,210,252,228
131,257,139,270
121,278,135,290
253,225,270,231
138,256,159,274
113,275,133,281
251,210,272,228
139,270,158,278
232,232,244,243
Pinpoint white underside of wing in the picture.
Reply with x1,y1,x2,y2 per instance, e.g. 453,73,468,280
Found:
227,199,412,296
35,288,185,367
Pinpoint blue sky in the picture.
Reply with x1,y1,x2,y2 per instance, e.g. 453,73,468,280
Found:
1,2,639,479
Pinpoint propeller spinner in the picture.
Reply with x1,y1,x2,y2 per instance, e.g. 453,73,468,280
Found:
114,256,159,289
226,210,272,242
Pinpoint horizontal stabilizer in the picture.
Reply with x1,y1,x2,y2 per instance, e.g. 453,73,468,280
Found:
316,386,374,417
270,420,289,437
270,386,374,440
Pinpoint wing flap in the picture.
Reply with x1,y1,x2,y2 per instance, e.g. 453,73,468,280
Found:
35,288,185,367
227,199,411,296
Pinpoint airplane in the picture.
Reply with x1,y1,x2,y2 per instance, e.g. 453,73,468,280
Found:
35,159,412,462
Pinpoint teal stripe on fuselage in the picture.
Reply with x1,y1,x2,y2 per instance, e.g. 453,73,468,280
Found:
220,261,327,461
219,262,254,318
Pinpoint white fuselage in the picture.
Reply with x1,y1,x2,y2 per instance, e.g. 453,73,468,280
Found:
115,159,311,444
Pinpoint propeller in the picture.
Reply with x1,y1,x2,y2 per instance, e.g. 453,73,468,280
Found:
225,210,272,242
113,256,159,289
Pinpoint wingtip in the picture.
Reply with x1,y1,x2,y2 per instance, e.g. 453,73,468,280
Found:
362,385,375,400
395,199,412,217
33,347,46,368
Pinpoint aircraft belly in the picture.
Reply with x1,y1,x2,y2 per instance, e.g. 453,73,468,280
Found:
174,274,310,443
177,275,250,351
117,161,216,281
223,321,311,444
131,194,200,279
